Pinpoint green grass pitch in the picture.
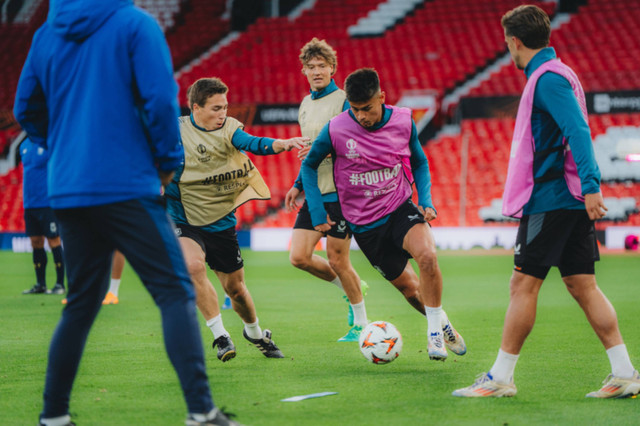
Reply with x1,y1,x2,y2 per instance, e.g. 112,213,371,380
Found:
1,249,638,425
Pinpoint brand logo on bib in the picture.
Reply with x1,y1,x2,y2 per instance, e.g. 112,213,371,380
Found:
346,138,359,159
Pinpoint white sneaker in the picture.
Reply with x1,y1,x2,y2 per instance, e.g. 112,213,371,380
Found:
441,317,466,356
586,370,640,398
452,373,517,397
427,332,447,361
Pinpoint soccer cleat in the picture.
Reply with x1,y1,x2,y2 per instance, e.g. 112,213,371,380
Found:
442,319,466,356
47,283,65,295
221,295,232,310
102,291,119,305
243,329,284,358
337,325,363,342
186,407,242,426
427,332,447,361
213,335,236,362
452,373,517,397
344,279,370,326
586,370,640,398
23,283,46,294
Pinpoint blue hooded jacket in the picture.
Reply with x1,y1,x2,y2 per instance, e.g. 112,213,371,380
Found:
21,138,50,209
14,0,182,208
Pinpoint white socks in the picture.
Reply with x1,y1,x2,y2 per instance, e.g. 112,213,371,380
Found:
351,301,368,327
108,278,121,296
243,319,262,340
39,415,71,426
424,305,443,336
489,349,520,384
607,344,635,378
206,314,229,339
330,276,344,291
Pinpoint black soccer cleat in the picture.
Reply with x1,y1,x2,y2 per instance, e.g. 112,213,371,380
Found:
212,335,236,362
186,407,242,426
23,283,46,294
242,329,284,358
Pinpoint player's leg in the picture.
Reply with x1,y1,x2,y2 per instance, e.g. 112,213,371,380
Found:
112,197,214,414
326,235,368,341
46,236,65,294
289,228,338,282
41,207,113,421
43,208,65,294
218,269,284,358
25,234,47,293
179,233,234,362
103,250,125,304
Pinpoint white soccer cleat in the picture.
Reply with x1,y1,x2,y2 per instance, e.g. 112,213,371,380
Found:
452,373,517,397
586,370,640,398
427,332,447,361
441,317,466,356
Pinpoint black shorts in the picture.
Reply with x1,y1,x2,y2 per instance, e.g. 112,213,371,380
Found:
24,207,59,238
175,223,243,273
353,199,426,281
514,209,599,279
294,200,351,239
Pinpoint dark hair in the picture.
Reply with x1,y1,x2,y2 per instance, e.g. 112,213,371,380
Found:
501,5,550,49
187,78,228,109
344,68,380,103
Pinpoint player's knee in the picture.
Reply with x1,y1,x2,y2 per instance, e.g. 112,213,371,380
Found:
327,254,348,273
414,250,438,274
290,252,310,270
185,257,207,278
227,282,248,301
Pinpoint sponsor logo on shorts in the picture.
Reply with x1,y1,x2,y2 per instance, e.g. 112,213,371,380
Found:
407,214,421,221
49,222,57,233
175,228,182,236
337,221,347,233
374,265,386,278
514,243,521,255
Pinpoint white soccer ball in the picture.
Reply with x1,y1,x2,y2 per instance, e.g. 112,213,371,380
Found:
358,321,403,364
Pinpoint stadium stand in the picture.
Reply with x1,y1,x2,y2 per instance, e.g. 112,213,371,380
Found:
1,0,639,233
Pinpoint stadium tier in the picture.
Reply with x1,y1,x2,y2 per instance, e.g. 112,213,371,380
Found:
469,0,640,96
1,0,639,233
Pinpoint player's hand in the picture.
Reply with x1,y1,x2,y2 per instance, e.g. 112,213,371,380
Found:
418,205,437,222
158,170,175,186
313,215,335,233
298,144,311,160
285,187,302,212
274,136,310,153
585,192,607,220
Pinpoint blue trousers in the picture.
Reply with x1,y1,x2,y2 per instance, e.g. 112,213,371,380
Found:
43,197,213,417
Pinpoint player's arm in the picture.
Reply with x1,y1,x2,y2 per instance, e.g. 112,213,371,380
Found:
409,121,437,221
14,42,48,148
231,129,307,154
300,123,333,230
129,13,182,175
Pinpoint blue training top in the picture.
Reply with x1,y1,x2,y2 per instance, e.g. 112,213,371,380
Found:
523,47,600,214
21,138,50,209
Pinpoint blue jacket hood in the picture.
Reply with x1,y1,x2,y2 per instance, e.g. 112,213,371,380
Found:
48,0,131,40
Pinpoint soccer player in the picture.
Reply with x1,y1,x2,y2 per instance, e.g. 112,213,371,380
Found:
300,68,466,361
285,38,369,342
165,77,307,363
452,5,639,398
13,1,237,425
20,138,65,296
